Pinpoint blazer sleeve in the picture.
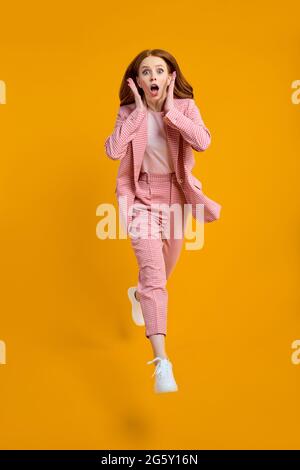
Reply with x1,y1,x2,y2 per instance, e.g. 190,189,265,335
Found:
163,99,211,152
104,106,146,160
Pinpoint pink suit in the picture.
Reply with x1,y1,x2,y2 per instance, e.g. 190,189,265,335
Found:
105,98,221,337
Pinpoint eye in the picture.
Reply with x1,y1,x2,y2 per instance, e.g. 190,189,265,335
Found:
142,68,164,75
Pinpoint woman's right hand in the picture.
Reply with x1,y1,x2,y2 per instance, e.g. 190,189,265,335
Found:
126,77,146,111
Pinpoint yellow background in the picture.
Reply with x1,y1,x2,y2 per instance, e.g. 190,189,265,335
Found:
0,0,299,450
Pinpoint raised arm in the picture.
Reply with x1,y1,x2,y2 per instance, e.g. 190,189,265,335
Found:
163,99,211,151
104,106,146,160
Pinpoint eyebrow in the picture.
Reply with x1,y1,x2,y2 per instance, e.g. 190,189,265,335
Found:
141,64,165,69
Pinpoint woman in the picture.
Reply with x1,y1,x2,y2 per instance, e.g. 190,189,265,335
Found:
104,49,221,394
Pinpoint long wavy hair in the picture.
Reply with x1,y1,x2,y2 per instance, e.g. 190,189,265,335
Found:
119,49,194,106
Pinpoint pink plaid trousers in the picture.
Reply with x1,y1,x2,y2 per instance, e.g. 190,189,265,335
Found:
128,171,189,338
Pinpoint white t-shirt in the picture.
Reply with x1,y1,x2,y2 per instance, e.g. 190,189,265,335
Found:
141,109,175,174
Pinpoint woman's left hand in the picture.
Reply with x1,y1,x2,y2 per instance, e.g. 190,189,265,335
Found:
163,71,176,114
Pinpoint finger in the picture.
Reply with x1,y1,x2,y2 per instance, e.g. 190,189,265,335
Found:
169,76,175,92
168,73,175,91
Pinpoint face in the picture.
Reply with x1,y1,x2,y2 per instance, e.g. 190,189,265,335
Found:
136,56,172,107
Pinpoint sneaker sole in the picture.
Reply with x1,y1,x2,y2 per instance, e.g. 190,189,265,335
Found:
155,384,178,394
127,287,145,326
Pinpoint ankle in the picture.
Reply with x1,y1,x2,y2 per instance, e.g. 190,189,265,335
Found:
155,354,168,361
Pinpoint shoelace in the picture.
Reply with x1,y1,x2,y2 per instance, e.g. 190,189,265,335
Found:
147,357,171,378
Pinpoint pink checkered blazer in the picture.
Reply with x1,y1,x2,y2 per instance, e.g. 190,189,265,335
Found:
104,98,222,231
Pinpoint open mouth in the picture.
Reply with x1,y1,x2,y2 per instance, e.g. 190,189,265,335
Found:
150,84,159,96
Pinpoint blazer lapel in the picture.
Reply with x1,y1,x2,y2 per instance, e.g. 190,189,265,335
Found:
165,121,180,175
132,113,147,183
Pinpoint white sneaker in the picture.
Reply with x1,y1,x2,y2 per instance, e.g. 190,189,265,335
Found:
147,357,178,393
127,287,145,326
